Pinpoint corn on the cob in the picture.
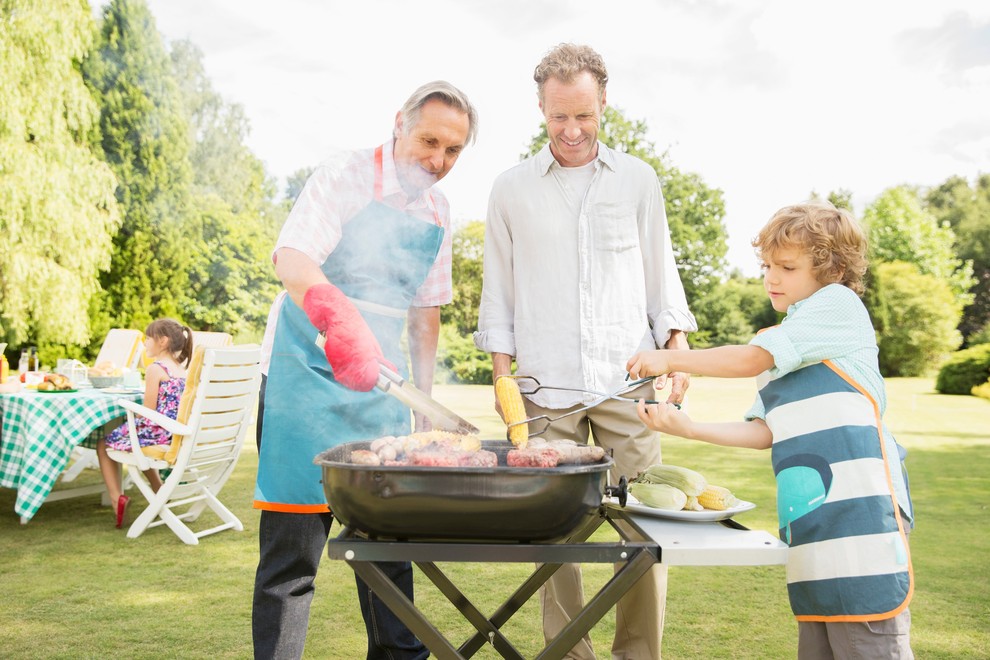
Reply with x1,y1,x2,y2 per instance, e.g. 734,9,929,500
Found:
630,482,688,511
495,376,529,447
697,485,739,511
638,464,708,496
682,495,704,511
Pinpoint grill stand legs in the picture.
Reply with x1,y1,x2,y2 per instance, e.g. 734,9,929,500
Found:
329,511,661,659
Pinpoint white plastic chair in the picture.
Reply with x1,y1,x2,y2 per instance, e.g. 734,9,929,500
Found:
191,331,233,349
95,328,145,371
106,344,262,544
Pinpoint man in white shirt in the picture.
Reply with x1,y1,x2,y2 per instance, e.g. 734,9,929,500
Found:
474,44,696,659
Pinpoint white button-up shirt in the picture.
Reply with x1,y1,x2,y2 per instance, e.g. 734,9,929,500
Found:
474,143,697,408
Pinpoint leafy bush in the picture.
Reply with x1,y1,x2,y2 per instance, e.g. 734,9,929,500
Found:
867,262,963,376
436,324,492,385
935,343,990,395
972,379,990,401
967,322,990,348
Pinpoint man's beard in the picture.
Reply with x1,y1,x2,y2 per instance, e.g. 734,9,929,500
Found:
396,162,439,195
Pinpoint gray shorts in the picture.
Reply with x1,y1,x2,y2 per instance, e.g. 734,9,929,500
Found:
797,608,913,659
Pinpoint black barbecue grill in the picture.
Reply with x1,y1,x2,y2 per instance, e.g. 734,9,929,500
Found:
316,439,788,659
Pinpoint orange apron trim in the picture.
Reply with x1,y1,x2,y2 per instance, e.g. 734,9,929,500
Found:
253,500,331,514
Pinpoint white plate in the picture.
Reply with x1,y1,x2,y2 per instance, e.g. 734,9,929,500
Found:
616,493,756,522
101,387,143,394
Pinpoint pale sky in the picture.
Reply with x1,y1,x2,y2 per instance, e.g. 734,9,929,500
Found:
140,0,990,275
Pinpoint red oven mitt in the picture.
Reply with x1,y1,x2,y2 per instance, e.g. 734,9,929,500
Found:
302,283,394,392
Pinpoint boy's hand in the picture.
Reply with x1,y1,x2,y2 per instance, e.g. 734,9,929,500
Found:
626,350,670,380
637,398,693,438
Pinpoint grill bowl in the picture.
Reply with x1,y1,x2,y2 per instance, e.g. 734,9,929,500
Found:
315,439,613,542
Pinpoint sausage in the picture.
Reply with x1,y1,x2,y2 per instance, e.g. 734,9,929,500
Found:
350,449,381,466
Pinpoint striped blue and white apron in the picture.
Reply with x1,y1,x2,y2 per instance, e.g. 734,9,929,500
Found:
760,360,913,622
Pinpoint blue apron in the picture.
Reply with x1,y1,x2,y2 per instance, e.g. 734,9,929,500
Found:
761,360,912,622
254,147,444,512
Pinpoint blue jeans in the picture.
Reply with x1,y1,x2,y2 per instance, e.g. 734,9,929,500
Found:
251,505,428,660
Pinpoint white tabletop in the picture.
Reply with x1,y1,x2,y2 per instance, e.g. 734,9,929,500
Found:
614,507,789,567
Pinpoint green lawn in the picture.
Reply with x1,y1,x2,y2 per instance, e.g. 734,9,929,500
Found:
0,378,987,659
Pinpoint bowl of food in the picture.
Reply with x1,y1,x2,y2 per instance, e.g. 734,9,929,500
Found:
89,361,124,388
89,374,124,388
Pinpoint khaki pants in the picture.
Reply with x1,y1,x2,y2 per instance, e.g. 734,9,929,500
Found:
527,384,667,660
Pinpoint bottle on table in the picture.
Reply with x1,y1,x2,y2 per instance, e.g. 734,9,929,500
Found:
19,349,29,374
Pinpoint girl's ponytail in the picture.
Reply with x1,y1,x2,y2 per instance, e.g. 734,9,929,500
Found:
178,325,194,367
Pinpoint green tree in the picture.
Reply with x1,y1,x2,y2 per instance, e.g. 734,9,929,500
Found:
862,185,974,307
168,39,280,337
170,40,277,217
436,220,490,383
436,324,491,385
181,196,279,338
83,0,194,341
285,166,315,205
442,220,485,336
827,189,854,211
690,275,777,348
523,106,728,305
869,261,962,376
809,188,854,211
0,0,120,350
926,174,990,345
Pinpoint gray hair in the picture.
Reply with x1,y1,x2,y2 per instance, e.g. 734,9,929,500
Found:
397,80,479,145
534,43,608,102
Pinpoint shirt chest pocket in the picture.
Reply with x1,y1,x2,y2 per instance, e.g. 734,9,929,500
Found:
590,202,638,252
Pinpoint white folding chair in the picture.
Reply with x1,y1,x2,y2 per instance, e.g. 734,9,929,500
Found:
95,328,145,370
106,344,262,544
191,331,233,349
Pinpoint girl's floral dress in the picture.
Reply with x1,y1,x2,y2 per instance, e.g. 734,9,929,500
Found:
105,362,186,451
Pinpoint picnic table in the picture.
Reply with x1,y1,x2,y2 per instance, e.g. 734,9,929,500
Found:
0,387,142,523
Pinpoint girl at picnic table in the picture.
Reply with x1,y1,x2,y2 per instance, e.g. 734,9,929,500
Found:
96,318,194,528
627,202,914,659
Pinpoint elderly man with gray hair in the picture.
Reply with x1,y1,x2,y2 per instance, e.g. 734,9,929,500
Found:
475,44,696,658
253,80,478,660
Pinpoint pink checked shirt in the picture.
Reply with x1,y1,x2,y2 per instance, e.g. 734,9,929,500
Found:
260,140,453,372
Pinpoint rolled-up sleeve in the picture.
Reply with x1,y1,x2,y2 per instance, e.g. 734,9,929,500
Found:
749,326,802,377
749,285,867,379
473,186,516,356
641,178,697,347
744,284,875,418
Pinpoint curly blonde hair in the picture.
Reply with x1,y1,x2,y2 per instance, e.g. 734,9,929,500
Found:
752,202,869,295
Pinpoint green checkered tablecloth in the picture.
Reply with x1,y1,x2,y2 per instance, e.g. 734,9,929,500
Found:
0,388,143,522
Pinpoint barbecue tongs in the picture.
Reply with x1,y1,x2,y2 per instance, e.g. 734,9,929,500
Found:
376,364,479,435
501,375,677,438
315,332,479,435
